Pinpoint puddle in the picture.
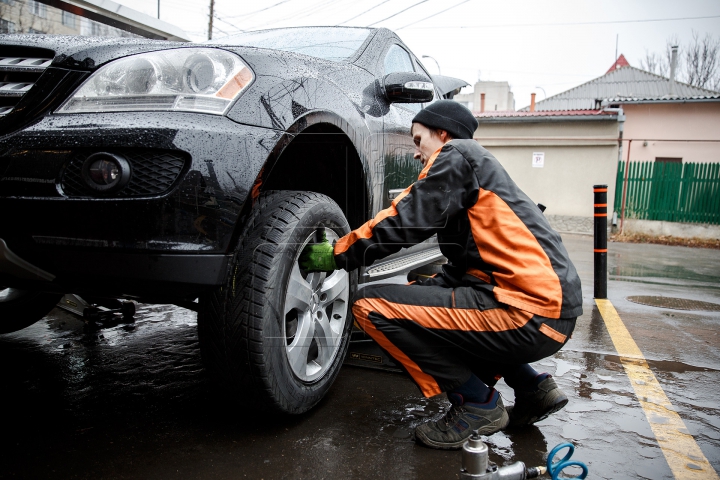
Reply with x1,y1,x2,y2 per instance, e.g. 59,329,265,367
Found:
565,400,613,413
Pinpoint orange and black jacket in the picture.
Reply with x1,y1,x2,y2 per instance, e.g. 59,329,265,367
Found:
334,139,583,319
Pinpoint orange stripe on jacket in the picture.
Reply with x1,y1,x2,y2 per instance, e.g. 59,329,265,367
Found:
467,189,563,318
334,149,442,256
353,298,442,397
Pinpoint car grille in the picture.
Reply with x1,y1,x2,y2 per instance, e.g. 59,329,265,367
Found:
61,150,188,198
0,56,54,117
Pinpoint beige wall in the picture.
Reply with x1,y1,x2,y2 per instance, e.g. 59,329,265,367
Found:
0,0,80,35
474,120,620,218
455,80,515,112
622,102,720,163
0,0,137,37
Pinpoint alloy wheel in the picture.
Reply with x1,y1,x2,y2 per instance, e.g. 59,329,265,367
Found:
283,229,350,383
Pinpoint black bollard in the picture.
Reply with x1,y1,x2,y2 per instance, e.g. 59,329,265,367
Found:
593,185,608,299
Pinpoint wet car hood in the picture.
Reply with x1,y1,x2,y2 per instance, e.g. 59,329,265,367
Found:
0,33,376,136
1,34,333,72
0,34,191,70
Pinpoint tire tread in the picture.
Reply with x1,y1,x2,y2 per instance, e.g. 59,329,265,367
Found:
198,190,354,413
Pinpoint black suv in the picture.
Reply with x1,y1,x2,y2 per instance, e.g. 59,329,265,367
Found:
0,27,458,413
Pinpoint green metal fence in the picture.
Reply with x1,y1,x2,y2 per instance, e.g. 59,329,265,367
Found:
614,161,720,225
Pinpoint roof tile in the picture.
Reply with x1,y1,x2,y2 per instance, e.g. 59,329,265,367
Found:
521,66,719,111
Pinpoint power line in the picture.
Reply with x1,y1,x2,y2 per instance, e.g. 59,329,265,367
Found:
158,0,208,11
366,0,429,27
222,0,295,20
243,0,341,31
285,0,346,22
337,0,390,25
396,0,470,30
212,23,231,37
213,14,246,33
237,0,330,31
406,14,720,29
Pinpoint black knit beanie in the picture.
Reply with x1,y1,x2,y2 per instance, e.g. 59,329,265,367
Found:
411,100,478,140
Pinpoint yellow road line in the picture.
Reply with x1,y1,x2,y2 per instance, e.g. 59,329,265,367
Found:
595,299,719,480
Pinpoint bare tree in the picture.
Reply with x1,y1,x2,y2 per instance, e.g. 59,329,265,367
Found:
640,32,720,92
639,49,668,77
684,31,720,90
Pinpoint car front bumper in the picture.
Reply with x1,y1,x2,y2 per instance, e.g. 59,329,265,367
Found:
0,111,277,298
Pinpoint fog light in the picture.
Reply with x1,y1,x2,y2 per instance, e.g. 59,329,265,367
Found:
89,159,118,185
81,153,131,193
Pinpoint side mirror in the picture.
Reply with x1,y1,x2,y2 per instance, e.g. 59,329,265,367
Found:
383,72,434,104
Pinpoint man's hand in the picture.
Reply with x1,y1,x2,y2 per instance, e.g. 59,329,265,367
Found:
299,233,337,272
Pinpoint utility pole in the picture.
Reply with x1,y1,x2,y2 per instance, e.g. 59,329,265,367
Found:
157,0,160,19
208,0,214,40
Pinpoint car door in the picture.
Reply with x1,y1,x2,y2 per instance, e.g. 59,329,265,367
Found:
380,43,425,209
358,41,444,283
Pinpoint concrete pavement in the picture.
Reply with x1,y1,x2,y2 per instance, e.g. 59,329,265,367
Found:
0,234,718,479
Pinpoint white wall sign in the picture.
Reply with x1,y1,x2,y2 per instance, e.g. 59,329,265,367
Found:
532,152,545,168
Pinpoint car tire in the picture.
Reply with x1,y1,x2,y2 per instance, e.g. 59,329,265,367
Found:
198,191,356,414
0,288,62,334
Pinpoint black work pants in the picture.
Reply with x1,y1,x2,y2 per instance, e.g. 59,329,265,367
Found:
352,282,576,397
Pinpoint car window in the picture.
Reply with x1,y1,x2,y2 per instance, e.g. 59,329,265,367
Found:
384,45,420,112
414,57,431,78
384,45,415,74
208,27,371,62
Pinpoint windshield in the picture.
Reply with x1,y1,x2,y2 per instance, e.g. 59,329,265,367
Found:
208,27,372,62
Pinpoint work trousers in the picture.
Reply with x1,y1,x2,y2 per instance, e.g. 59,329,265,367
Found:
352,282,576,398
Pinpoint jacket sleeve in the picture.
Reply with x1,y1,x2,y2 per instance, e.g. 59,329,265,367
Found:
334,144,477,271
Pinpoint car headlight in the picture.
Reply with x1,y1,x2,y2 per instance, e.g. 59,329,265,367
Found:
56,48,253,115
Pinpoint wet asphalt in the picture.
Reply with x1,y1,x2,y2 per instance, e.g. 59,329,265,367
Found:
1,234,719,480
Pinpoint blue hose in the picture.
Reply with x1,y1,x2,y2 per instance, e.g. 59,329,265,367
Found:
547,442,588,479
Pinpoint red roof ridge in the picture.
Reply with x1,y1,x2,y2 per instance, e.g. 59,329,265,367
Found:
606,54,630,74
474,109,615,117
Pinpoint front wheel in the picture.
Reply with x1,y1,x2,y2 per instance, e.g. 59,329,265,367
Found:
198,191,356,414
0,288,62,334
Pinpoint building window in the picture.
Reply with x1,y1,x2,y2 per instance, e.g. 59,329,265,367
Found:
62,10,75,28
90,21,105,36
0,19,15,33
1,0,15,5
655,157,682,163
29,0,47,18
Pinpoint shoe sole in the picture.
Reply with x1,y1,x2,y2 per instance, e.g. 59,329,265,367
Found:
414,415,509,450
528,396,568,425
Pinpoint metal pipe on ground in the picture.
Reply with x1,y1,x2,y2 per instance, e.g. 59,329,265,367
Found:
594,185,608,299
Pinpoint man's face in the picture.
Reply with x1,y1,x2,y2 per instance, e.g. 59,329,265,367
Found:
412,123,447,166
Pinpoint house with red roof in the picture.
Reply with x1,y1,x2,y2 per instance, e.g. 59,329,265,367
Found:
464,55,720,238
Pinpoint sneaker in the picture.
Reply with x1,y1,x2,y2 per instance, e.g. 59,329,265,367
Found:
414,391,509,450
507,376,568,428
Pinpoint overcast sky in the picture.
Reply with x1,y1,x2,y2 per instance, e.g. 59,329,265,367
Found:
116,0,720,109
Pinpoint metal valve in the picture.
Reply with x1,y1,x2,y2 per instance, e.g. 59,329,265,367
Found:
459,430,546,480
